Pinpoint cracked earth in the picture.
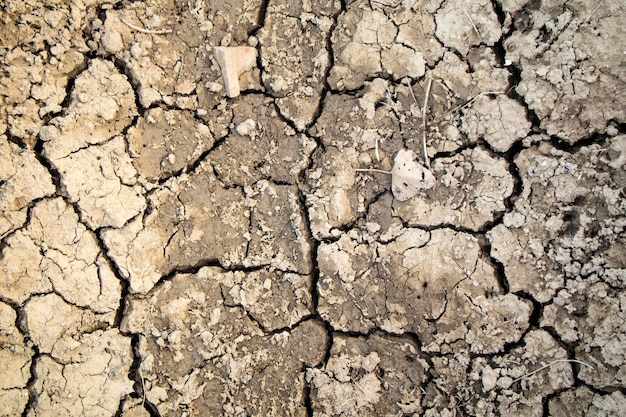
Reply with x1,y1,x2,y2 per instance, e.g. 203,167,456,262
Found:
1,0,625,416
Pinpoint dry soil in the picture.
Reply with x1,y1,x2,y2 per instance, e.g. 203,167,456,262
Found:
1,0,625,416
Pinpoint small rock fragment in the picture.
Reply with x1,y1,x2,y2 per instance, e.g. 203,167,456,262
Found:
236,118,256,136
214,46,258,97
390,149,435,201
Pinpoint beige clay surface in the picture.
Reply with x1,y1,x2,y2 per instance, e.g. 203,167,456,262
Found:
1,0,625,416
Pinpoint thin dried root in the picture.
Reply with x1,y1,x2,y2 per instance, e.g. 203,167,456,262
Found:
582,0,607,25
121,18,172,35
421,78,433,170
447,91,505,114
463,9,482,40
512,359,595,385
354,168,392,175
404,77,420,114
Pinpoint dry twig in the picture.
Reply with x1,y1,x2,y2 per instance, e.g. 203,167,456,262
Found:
353,168,391,175
512,359,595,385
582,0,607,26
463,9,482,40
421,78,433,169
121,18,172,35
447,91,505,115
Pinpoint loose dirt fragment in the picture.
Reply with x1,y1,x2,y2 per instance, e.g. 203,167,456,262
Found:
0,135,55,238
457,330,573,417
461,94,531,152
127,108,215,182
307,333,429,416
317,228,531,352
30,329,133,417
488,137,626,302
434,0,502,56
0,302,31,416
258,0,339,129
328,0,440,90
122,267,327,416
209,94,317,187
40,59,137,160
101,161,249,294
505,0,626,143
52,136,146,229
0,198,122,311
393,146,515,230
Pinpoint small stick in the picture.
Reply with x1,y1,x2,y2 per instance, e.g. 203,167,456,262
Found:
463,10,482,40
354,168,391,175
121,18,172,35
421,78,433,169
512,359,595,385
375,138,380,162
138,368,146,407
404,77,421,114
582,0,607,26
447,91,505,114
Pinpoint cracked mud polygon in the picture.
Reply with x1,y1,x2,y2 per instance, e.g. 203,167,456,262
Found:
1,0,625,416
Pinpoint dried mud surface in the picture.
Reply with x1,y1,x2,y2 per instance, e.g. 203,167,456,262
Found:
1,0,625,416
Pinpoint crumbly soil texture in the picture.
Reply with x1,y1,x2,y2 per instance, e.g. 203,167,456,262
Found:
1,0,625,416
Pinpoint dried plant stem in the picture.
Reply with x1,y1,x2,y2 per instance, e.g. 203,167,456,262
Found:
421,78,433,170
512,359,595,385
354,168,391,175
463,9,482,40
405,77,421,114
375,137,380,162
582,0,607,25
121,18,172,34
447,91,505,114
138,368,146,407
